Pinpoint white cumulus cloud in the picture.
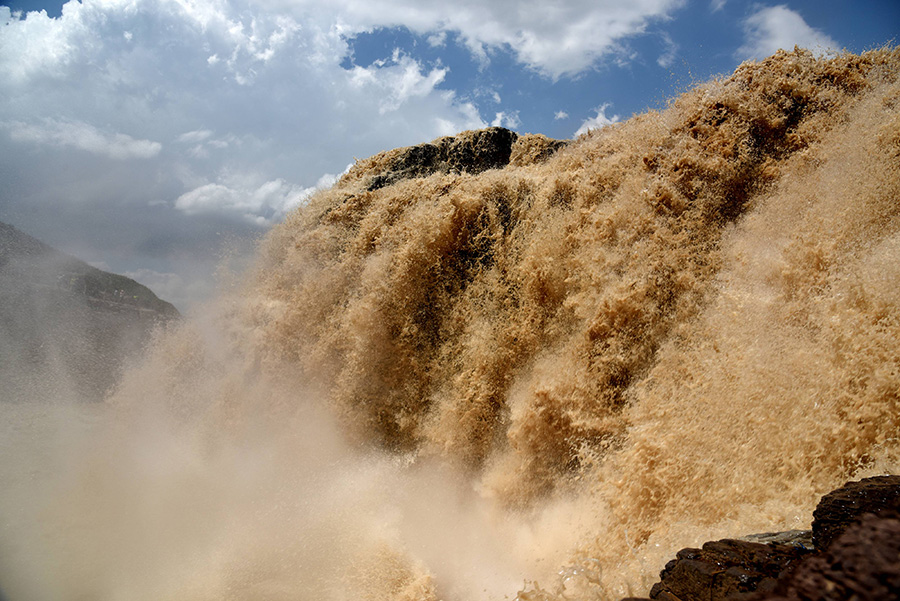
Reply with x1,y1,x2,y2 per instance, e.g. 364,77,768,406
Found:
278,0,687,79
574,103,620,137
175,172,341,225
491,111,521,129
348,49,450,114
657,32,678,68
177,130,215,144
737,5,840,61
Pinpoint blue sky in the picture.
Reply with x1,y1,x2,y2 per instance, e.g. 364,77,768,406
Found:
1,0,897,309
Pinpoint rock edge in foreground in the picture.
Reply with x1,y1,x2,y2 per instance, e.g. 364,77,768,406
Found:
626,476,900,601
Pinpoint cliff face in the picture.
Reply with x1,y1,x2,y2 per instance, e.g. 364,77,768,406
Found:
0,221,179,403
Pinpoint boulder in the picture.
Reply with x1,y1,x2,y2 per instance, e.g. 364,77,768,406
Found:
634,476,900,601
364,127,519,190
648,539,811,601
761,511,900,601
811,474,900,549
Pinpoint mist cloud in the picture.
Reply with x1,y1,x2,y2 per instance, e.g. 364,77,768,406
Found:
3,119,162,159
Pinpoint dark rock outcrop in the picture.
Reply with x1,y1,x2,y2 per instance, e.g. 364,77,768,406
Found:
634,476,900,601
346,127,567,191
811,474,900,549
763,511,900,601
0,221,179,403
647,539,812,601
366,127,518,190
738,530,813,550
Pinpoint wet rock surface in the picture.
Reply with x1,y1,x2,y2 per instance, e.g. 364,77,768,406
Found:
737,530,813,550
811,474,900,549
365,127,519,190
632,476,900,601
647,539,811,601
762,511,900,601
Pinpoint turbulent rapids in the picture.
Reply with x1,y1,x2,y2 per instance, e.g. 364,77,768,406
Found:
1,48,899,600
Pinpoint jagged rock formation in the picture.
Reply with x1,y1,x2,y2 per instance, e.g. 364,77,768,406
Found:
0,221,179,403
627,477,900,601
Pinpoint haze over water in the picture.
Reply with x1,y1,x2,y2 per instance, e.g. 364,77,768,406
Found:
1,47,899,601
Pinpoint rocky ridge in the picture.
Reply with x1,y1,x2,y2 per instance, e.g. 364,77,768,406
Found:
0,221,179,402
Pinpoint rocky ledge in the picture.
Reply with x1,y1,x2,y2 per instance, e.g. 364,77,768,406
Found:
340,126,568,192
624,475,900,601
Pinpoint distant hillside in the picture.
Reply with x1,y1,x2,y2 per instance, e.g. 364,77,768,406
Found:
0,221,179,402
